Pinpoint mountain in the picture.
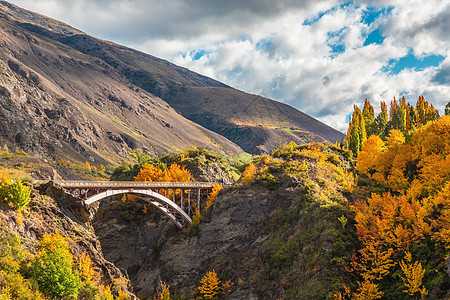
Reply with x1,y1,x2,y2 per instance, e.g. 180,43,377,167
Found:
0,1,344,166
0,1,242,165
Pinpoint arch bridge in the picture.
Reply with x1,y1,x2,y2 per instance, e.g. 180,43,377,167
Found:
54,180,216,229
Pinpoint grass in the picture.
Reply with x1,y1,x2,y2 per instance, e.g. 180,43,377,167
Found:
280,127,293,133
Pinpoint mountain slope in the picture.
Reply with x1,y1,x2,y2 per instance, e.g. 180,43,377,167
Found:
0,1,243,166
0,0,344,155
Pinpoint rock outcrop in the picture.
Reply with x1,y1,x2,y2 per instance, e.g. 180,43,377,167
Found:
0,182,137,298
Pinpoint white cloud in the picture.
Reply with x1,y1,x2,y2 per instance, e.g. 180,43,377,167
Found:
7,0,450,132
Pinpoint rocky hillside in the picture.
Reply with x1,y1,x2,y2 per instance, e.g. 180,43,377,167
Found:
0,1,243,166
0,181,137,298
93,143,359,299
0,1,343,159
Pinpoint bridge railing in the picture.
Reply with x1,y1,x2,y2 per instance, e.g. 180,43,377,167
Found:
53,180,216,189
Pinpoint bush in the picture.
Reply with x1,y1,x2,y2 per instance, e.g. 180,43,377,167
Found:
261,173,279,190
4,180,31,211
0,177,31,212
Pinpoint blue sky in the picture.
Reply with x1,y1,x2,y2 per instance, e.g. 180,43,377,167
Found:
8,0,450,132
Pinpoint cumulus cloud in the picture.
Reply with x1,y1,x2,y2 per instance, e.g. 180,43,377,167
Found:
7,0,450,132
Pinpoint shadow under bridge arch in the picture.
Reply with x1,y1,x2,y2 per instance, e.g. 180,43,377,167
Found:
85,189,192,229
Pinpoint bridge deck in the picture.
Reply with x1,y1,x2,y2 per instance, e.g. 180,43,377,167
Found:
53,180,215,189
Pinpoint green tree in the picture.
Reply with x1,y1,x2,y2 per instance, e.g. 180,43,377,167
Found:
408,103,418,129
31,232,81,299
445,102,450,115
4,180,31,211
346,105,366,155
362,99,375,136
130,148,151,165
399,96,408,132
416,95,426,125
376,101,389,138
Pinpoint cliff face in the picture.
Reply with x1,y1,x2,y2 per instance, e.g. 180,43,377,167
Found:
94,145,358,299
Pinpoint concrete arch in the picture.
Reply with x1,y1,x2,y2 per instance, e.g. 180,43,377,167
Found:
85,189,192,229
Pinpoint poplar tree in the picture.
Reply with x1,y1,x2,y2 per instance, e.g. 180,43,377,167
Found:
376,101,389,138
362,99,375,136
416,96,426,125
346,105,366,155
408,104,418,130
399,96,408,132
389,97,401,131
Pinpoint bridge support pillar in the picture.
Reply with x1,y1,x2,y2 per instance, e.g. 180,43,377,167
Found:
180,189,184,211
197,188,201,212
188,189,191,216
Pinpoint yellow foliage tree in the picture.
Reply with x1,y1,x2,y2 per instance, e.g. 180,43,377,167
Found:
78,252,99,285
430,182,450,248
353,279,383,300
135,163,191,199
98,164,106,173
241,163,256,184
85,161,92,171
198,269,221,299
356,135,385,176
163,163,191,183
134,163,164,182
205,183,223,211
98,285,114,300
399,252,427,297
117,289,129,300
154,281,171,300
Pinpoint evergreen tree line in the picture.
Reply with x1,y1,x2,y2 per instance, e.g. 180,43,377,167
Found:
345,96,448,155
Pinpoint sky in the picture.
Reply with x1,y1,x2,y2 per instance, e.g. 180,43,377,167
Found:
7,0,450,132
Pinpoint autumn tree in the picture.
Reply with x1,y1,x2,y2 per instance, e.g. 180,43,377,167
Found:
78,252,99,286
205,183,223,211
389,97,401,131
198,269,221,299
399,252,427,297
154,281,171,300
399,96,409,132
356,135,385,177
134,162,191,200
350,115,450,298
408,103,418,129
241,163,257,184
164,163,191,183
416,95,439,125
134,163,164,182
99,285,114,300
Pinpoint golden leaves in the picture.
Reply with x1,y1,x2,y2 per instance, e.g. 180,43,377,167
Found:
399,252,427,296
198,269,221,299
